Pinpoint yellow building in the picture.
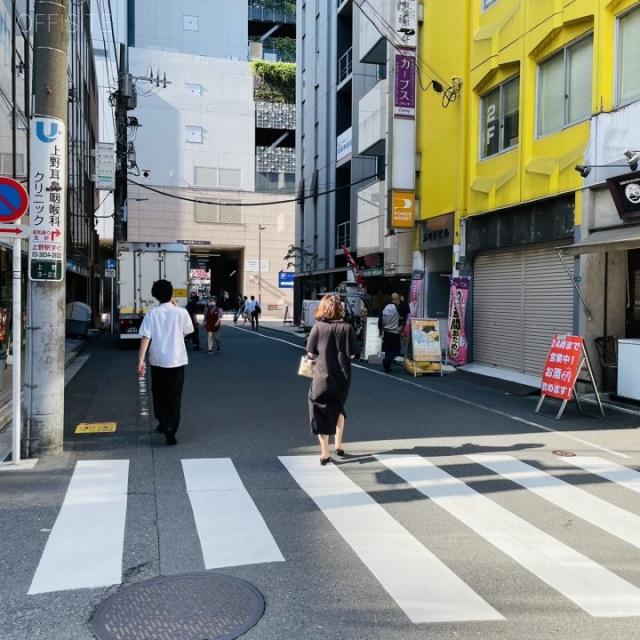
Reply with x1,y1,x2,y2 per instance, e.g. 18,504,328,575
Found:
418,0,640,388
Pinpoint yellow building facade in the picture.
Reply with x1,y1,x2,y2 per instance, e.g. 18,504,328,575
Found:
417,0,640,386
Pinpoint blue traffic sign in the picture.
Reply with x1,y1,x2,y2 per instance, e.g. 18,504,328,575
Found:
105,258,117,270
278,271,295,288
0,177,28,222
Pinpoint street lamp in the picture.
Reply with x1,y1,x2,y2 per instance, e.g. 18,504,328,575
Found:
122,197,148,224
258,225,266,306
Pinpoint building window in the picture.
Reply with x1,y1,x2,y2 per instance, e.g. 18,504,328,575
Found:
186,126,203,143
537,35,592,136
617,8,640,106
480,76,519,159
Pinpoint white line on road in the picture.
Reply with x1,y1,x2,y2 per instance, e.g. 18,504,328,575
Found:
280,455,503,623
181,458,284,569
28,460,129,594
378,454,640,617
468,454,640,550
562,456,640,493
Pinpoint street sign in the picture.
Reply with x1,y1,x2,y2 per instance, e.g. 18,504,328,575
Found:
278,271,294,288
105,258,116,270
28,116,66,282
0,225,28,238
105,268,116,278
0,177,29,222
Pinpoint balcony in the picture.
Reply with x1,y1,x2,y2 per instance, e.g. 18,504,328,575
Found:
338,47,353,85
356,179,385,256
248,5,296,24
358,79,387,156
256,102,296,130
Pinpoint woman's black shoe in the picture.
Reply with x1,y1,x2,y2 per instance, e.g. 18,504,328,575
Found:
320,456,332,466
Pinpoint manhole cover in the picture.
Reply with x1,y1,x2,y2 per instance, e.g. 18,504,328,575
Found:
91,573,264,640
552,450,576,457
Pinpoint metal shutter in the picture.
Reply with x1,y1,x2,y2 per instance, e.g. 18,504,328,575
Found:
473,244,574,376
522,246,574,376
473,250,524,372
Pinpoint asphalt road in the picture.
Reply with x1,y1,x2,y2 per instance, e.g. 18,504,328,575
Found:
1,320,640,640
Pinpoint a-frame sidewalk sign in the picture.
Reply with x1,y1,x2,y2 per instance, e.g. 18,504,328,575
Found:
409,318,443,377
535,334,605,420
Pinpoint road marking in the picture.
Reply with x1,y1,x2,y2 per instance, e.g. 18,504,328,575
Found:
561,456,640,493
28,460,129,594
182,458,284,569
377,454,640,617
468,454,640,550
280,455,503,623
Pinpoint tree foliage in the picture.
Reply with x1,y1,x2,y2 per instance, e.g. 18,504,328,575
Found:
251,60,296,104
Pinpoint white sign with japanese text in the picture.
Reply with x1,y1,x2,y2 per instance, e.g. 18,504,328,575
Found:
28,116,66,282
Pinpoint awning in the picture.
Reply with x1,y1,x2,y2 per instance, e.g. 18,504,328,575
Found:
559,226,640,255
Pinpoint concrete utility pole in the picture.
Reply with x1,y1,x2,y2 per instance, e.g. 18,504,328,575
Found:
26,0,69,456
114,43,129,243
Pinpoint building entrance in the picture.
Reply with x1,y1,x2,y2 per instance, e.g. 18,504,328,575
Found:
626,249,640,339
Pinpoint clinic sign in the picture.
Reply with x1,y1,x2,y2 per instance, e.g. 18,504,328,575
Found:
29,116,66,281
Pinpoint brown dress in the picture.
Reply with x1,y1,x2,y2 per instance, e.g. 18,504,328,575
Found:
307,320,359,435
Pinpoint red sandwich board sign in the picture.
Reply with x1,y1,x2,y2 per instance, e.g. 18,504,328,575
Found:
536,334,604,419
0,176,29,222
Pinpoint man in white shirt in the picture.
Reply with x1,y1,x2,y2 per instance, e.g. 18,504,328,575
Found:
378,293,402,373
137,279,193,445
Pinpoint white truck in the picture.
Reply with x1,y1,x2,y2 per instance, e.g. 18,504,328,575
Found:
116,242,190,340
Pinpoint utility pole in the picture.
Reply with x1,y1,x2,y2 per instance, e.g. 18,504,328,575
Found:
114,43,129,243
26,0,69,456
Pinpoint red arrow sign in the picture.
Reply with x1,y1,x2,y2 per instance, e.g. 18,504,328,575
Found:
0,225,28,238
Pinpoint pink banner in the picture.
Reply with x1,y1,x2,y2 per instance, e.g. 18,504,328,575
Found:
448,276,470,365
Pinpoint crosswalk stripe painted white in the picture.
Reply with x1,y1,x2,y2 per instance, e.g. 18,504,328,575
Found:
28,460,129,594
181,459,284,569
468,454,640,550
280,455,503,624
562,456,640,494
377,454,640,618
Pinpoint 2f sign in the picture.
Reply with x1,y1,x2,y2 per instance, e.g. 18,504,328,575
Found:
485,103,496,152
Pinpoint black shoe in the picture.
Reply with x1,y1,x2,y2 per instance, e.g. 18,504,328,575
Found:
320,456,332,466
216,348,221,352
335,448,345,457
208,350,213,354
165,433,177,446
383,367,392,373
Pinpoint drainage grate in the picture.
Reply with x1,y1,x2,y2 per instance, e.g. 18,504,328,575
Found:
91,573,265,640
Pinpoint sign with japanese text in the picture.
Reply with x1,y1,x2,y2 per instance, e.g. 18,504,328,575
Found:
411,318,441,363
28,116,66,282
394,51,416,119
540,335,584,401
394,0,417,48
95,142,115,191
278,271,294,288
448,276,470,366
420,213,454,250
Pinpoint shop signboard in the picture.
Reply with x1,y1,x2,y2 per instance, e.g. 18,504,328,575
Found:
539,335,584,401
363,317,382,362
447,276,470,365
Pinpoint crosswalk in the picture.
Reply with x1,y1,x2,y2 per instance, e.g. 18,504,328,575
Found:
26,454,640,623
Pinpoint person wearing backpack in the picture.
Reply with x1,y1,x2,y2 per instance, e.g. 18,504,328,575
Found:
204,297,223,353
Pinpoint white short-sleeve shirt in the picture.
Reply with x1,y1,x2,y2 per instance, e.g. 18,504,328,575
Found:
139,303,193,367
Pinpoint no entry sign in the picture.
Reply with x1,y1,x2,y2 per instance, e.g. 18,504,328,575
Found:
0,177,28,222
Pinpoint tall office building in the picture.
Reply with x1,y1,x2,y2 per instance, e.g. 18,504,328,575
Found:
119,0,296,311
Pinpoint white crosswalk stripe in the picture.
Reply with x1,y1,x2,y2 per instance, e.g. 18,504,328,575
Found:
377,454,640,618
26,453,640,624
28,460,129,594
279,455,503,623
182,458,285,569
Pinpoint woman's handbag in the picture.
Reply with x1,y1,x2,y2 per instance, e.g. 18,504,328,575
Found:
298,355,316,379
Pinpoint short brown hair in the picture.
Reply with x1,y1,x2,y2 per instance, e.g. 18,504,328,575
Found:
315,293,345,321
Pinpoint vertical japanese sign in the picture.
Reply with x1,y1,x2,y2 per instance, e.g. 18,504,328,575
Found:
394,51,416,119
29,116,66,282
540,335,584,401
448,276,470,365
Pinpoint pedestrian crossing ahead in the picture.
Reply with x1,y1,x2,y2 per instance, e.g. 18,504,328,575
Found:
26,454,640,623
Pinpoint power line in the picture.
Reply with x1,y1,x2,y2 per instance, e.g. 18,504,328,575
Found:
128,171,382,207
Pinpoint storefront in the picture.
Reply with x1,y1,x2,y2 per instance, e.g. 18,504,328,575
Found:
465,195,575,377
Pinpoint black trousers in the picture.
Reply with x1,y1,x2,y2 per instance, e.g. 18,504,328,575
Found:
382,332,401,371
251,310,260,329
150,365,185,434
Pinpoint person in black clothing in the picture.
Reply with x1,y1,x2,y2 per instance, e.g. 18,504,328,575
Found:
185,294,202,351
396,293,411,356
307,293,360,465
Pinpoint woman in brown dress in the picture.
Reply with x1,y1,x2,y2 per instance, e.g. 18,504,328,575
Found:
307,293,360,465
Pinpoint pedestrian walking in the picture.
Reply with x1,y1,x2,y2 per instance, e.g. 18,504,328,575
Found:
306,293,360,466
233,295,245,324
245,295,260,330
204,297,223,353
137,279,193,446
379,293,402,373
185,293,202,351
